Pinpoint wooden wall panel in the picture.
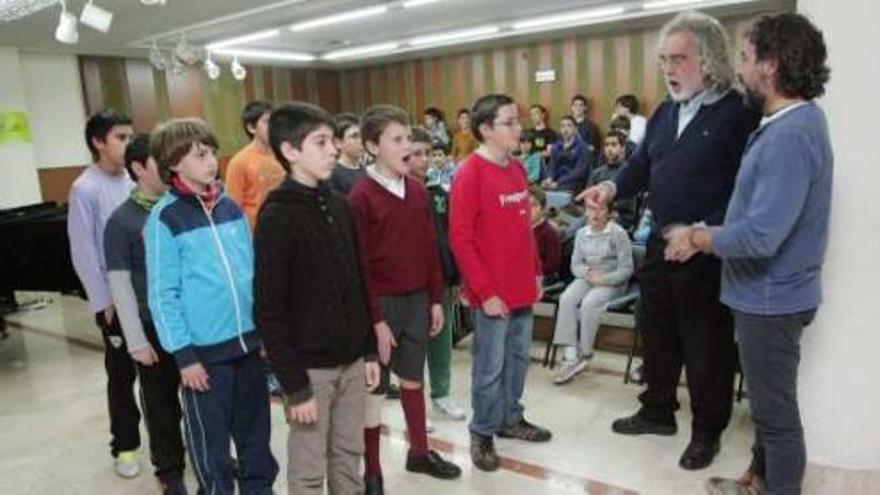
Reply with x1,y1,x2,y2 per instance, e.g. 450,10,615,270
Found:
37,166,87,205
166,67,205,118
79,58,104,116
316,71,341,112
124,60,158,133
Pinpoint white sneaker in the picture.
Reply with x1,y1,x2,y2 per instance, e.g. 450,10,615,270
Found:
433,396,466,420
114,450,141,478
552,357,590,385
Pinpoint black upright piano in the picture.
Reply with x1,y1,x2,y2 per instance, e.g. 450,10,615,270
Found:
0,202,83,315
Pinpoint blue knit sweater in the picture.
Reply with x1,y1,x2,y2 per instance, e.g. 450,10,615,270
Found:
714,103,833,315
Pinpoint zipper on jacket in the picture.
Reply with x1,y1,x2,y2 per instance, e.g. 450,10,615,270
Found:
198,197,247,353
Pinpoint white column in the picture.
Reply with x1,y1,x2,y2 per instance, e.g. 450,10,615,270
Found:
0,47,43,208
795,0,880,492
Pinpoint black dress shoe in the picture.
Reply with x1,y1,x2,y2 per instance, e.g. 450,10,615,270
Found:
470,432,500,472
678,440,720,470
385,383,401,400
406,449,462,479
611,413,677,436
364,474,384,495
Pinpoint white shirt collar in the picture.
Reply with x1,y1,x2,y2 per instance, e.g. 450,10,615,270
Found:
759,101,809,128
367,165,406,199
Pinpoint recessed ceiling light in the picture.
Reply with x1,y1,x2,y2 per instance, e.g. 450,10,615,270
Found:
512,6,627,30
323,42,400,61
643,0,707,10
401,0,443,8
213,47,316,62
289,5,388,32
409,25,500,47
206,29,281,51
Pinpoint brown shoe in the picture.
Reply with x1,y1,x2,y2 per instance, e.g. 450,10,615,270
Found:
705,475,765,495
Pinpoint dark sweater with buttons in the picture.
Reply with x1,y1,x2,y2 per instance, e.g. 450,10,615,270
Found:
614,90,760,232
254,177,376,405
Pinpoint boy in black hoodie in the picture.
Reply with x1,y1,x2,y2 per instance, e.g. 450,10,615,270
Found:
254,102,380,494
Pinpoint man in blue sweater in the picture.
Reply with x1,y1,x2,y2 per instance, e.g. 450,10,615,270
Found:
665,14,832,495
581,11,761,471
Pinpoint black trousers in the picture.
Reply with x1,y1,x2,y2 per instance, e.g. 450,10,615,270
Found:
636,238,736,442
96,313,141,456
137,320,186,481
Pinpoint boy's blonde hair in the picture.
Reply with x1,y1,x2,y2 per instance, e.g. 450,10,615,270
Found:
150,118,219,184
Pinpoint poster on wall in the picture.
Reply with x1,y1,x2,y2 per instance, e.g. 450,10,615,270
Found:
0,111,33,144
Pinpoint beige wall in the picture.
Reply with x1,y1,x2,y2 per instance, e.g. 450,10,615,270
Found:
0,47,43,209
796,0,880,491
20,53,92,170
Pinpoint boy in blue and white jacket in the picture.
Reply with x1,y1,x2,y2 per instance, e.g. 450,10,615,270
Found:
145,118,278,495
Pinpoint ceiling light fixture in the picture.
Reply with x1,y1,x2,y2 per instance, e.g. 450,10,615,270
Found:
79,0,112,33
54,0,78,44
203,52,221,80
149,42,167,70
409,25,500,47
231,56,247,81
214,47,316,63
205,29,281,51
512,5,626,30
401,0,443,8
289,5,388,32
174,34,200,65
643,0,708,10
323,42,400,61
139,0,167,5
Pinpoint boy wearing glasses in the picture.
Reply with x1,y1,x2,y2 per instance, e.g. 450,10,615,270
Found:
450,94,552,473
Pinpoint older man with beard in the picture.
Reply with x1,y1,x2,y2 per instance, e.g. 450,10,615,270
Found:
580,11,760,470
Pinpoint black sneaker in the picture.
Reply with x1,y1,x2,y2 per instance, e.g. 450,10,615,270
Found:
405,449,461,479
364,474,384,495
497,419,552,442
611,412,677,436
470,432,500,472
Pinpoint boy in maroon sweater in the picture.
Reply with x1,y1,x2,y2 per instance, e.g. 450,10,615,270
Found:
349,105,462,492
529,186,563,281
450,94,553,473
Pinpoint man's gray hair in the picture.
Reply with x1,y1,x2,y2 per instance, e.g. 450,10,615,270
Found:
659,10,735,93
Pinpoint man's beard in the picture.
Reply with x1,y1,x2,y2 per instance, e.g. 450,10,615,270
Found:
743,86,766,111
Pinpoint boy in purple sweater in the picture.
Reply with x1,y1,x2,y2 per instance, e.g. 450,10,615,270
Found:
67,109,141,477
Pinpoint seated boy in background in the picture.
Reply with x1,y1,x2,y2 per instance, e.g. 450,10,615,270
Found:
529,186,562,284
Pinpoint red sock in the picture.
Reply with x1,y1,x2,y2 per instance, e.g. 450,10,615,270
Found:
400,386,429,457
364,427,382,477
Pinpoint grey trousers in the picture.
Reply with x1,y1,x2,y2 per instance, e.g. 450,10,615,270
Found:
286,359,367,495
552,279,625,356
734,309,816,495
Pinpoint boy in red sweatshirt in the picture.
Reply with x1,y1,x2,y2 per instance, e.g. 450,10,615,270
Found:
349,105,462,493
450,94,553,473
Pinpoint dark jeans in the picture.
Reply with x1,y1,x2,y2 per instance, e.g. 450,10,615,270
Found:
137,320,186,481
96,313,141,456
180,351,278,494
735,309,815,495
636,239,736,442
